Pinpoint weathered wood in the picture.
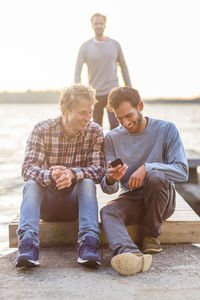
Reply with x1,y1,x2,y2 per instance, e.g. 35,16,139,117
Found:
186,150,200,168
185,150,200,183
9,192,200,248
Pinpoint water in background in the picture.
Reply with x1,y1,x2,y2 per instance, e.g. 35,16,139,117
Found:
0,102,200,256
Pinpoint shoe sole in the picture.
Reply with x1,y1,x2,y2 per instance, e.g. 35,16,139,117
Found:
143,248,162,254
77,257,100,268
15,259,40,268
111,253,152,276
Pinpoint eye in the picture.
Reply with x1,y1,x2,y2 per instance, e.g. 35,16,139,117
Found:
126,113,133,118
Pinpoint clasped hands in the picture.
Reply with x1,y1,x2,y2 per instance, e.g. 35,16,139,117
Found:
50,166,75,190
106,161,146,191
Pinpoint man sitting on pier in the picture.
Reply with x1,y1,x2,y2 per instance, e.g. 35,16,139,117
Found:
15,84,105,268
100,86,189,276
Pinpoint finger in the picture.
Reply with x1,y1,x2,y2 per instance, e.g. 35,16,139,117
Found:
117,164,128,174
129,176,136,191
57,177,72,188
134,178,139,188
128,177,133,191
112,164,123,172
138,178,143,188
56,174,68,184
56,179,71,189
57,182,72,190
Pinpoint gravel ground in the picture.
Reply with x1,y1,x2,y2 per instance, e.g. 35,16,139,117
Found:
0,244,200,300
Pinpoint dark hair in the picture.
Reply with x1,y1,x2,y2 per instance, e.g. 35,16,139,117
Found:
59,84,97,111
90,13,107,24
107,87,141,111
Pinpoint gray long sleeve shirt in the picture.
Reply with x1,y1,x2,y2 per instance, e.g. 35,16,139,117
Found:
74,37,132,96
101,118,189,194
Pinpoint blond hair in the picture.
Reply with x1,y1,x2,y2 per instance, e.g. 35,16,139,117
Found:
59,84,97,110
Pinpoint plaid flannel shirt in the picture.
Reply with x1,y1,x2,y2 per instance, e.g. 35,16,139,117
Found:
22,117,105,187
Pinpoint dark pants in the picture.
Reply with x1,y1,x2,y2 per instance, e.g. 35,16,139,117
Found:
94,94,119,130
100,170,176,256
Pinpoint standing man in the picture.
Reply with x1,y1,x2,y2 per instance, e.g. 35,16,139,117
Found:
100,86,188,276
74,13,132,130
15,84,105,268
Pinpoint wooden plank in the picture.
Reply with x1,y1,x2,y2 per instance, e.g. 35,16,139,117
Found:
186,150,200,168
9,191,200,248
184,150,200,183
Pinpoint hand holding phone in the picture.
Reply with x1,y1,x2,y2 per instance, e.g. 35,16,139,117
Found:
110,158,124,168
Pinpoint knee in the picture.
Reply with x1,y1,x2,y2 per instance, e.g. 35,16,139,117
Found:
23,180,43,198
100,205,109,218
100,203,119,219
24,180,41,192
77,178,96,193
145,170,167,188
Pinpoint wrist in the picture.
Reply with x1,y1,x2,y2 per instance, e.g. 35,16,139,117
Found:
68,169,75,180
106,176,116,186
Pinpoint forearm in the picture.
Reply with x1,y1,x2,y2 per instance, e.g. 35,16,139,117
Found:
74,49,84,83
22,164,53,187
144,162,188,182
118,46,132,86
70,165,105,184
120,65,132,87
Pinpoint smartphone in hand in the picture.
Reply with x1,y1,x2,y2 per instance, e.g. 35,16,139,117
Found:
110,158,124,168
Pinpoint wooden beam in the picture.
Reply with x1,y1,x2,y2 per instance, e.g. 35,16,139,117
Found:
9,191,200,248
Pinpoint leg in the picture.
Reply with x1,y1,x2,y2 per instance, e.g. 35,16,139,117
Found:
75,179,101,267
141,170,176,254
142,170,176,238
77,178,100,241
17,180,45,245
100,194,144,256
16,180,45,267
101,193,152,275
93,95,107,126
107,109,119,130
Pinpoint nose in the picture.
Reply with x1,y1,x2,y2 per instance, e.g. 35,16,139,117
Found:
122,118,131,127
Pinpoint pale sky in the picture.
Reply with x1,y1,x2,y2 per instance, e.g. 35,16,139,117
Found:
0,0,199,98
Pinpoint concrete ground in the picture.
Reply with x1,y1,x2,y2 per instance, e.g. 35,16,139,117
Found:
0,244,200,300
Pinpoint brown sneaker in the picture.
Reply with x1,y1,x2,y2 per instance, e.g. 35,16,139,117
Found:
111,252,152,276
142,236,162,254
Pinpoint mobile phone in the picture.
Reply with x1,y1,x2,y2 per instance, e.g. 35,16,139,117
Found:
110,158,124,168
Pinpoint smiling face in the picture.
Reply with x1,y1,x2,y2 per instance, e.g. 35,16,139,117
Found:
91,16,106,38
114,100,146,134
61,98,94,136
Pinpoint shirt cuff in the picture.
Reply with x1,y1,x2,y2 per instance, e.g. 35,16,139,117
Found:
101,176,119,194
44,169,54,186
70,168,84,181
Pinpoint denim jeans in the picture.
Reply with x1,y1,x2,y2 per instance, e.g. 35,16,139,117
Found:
17,179,100,245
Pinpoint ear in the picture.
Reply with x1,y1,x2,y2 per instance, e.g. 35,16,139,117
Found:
60,104,68,116
137,101,144,112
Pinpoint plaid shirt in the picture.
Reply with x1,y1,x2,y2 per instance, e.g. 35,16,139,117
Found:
22,116,105,187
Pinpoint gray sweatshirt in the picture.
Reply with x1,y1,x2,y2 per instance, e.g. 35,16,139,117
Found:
101,118,188,194
74,37,132,96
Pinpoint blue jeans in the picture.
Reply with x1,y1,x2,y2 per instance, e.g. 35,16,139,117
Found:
17,179,100,245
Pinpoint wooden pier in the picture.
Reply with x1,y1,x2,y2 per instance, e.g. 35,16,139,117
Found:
9,150,200,248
